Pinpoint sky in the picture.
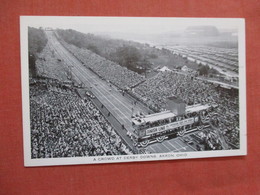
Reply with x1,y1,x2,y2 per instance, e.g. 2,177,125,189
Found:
21,16,244,35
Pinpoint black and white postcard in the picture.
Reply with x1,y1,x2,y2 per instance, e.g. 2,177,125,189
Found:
20,16,246,166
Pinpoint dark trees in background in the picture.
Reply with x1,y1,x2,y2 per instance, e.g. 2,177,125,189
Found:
198,64,210,76
198,64,222,77
110,45,153,74
111,46,140,68
28,27,47,54
57,29,152,74
57,29,102,54
28,27,47,77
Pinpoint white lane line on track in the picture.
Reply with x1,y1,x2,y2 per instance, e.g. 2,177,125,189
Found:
175,139,187,151
158,143,171,153
154,144,165,153
163,141,175,151
161,142,172,152
148,146,157,153
166,140,178,150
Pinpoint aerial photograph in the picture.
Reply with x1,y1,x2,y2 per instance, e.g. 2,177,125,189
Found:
24,17,243,162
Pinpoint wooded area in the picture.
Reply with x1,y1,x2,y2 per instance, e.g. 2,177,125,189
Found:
28,27,47,77
56,29,200,74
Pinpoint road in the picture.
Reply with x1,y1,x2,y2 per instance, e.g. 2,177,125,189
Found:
44,30,196,153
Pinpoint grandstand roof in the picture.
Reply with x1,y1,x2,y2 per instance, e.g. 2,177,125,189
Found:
143,111,176,123
132,111,176,125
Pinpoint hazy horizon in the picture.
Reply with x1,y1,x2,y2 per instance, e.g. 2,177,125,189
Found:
24,16,242,35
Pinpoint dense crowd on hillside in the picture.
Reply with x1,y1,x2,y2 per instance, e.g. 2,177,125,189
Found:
60,40,145,89
30,78,132,158
132,71,239,148
35,43,70,81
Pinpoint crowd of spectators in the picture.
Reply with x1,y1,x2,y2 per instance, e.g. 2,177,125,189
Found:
60,41,145,89
30,78,132,158
35,33,239,150
132,71,239,148
35,43,69,82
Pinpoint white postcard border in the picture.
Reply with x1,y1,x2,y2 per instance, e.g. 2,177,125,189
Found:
20,16,246,167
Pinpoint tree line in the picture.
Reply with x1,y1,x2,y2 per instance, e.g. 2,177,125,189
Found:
56,29,152,74
28,27,48,77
